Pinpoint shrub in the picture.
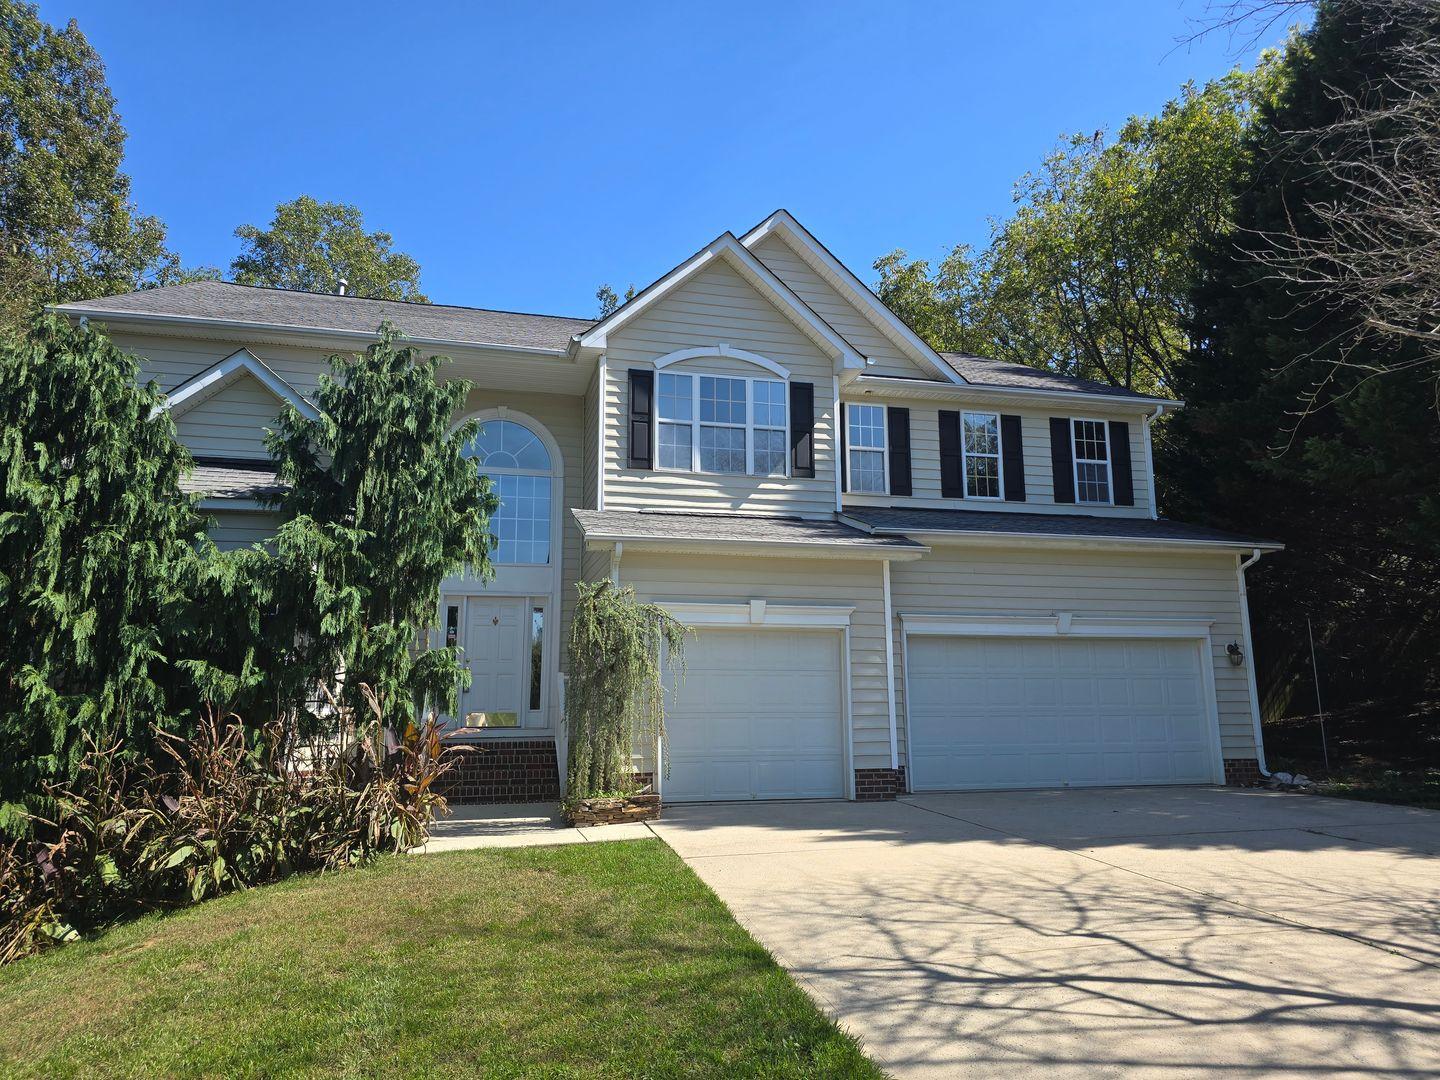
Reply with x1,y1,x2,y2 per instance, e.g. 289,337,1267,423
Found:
0,684,452,966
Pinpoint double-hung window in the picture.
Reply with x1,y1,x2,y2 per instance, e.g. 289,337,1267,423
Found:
655,371,788,476
962,411,1001,499
846,403,887,494
1072,419,1112,504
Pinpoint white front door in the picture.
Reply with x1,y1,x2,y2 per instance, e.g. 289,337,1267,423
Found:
663,628,846,802
450,597,525,729
905,635,1217,791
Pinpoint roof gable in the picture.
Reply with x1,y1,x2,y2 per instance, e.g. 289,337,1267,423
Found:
740,210,962,384
575,232,864,372
162,348,318,421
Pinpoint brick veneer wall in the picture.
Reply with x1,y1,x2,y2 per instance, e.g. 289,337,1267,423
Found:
1223,758,1263,786
854,767,907,801
440,739,560,803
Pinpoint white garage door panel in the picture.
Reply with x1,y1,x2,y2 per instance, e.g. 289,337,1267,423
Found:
665,629,845,802
907,636,1215,791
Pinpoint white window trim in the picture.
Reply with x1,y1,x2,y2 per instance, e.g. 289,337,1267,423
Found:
1071,417,1114,506
654,370,791,479
464,421,555,567
961,410,1004,501
844,402,888,495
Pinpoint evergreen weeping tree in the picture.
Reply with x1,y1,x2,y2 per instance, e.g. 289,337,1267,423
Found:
0,314,200,831
266,322,497,733
565,580,687,798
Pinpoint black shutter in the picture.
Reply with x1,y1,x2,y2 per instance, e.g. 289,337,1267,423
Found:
839,403,848,492
627,369,653,470
1000,414,1026,502
1050,417,1075,503
886,407,912,497
1109,420,1134,506
790,381,815,478
939,410,964,499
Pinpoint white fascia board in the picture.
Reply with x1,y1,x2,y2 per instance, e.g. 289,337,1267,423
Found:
848,523,1284,555
740,210,963,385
660,601,855,629
850,374,1183,412
580,535,927,561
51,306,570,358
163,348,319,420
574,232,865,371
899,612,1216,638
196,497,275,512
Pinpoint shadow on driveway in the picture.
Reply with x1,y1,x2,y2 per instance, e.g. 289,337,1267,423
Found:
652,787,1440,1078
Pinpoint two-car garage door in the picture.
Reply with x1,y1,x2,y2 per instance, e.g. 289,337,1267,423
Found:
906,635,1217,791
663,628,846,802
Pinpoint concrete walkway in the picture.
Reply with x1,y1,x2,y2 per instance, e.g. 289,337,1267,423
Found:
651,788,1440,1079
413,802,655,853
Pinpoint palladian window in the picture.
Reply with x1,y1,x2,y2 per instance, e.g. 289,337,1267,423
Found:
463,419,553,564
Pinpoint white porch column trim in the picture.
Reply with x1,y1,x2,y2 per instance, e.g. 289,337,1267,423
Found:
882,560,898,770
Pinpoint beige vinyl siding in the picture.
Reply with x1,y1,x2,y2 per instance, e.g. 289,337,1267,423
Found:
458,388,585,674
582,367,600,511
117,333,333,400
206,510,279,551
173,374,285,459
750,234,933,380
603,260,838,518
841,400,1154,517
621,553,893,770
888,545,1258,762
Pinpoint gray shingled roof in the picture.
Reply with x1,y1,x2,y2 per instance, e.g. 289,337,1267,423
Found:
843,506,1280,548
56,281,594,352
940,352,1174,401
181,459,282,501
573,509,923,550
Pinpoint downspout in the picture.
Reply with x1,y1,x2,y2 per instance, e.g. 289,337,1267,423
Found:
882,559,899,772
1142,404,1163,521
1236,547,1270,776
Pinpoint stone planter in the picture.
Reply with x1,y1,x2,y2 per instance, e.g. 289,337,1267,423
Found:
564,792,661,827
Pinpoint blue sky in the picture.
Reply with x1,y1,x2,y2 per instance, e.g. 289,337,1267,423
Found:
40,1,1299,319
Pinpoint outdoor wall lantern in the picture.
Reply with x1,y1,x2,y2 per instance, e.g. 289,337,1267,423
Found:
1226,641,1245,666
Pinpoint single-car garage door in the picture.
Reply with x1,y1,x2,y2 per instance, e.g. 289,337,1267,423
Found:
906,635,1217,791
663,628,845,801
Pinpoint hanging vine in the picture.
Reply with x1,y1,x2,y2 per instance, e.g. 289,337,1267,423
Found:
565,580,688,799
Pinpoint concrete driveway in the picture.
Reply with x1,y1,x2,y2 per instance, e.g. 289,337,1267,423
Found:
650,788,1440,1079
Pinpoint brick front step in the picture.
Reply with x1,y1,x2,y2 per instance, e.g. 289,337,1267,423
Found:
438,738,560,803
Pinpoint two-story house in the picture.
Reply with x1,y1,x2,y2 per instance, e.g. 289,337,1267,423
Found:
56,211,1280,803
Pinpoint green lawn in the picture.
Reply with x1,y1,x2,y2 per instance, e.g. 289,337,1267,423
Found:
0,840,883,1079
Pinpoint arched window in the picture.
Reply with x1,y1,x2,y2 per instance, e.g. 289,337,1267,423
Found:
463,419,553,565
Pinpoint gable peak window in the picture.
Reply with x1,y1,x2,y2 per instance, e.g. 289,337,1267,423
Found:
655,370,788,477
846,402,888,494
1071,418,1112,505
463,418,554,564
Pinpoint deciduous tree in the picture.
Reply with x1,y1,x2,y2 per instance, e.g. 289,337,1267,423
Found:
0,1,182,336
231,197,428,301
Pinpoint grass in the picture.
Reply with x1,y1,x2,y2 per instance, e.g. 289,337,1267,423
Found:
0,839,883,1079
1311,768,1440,810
